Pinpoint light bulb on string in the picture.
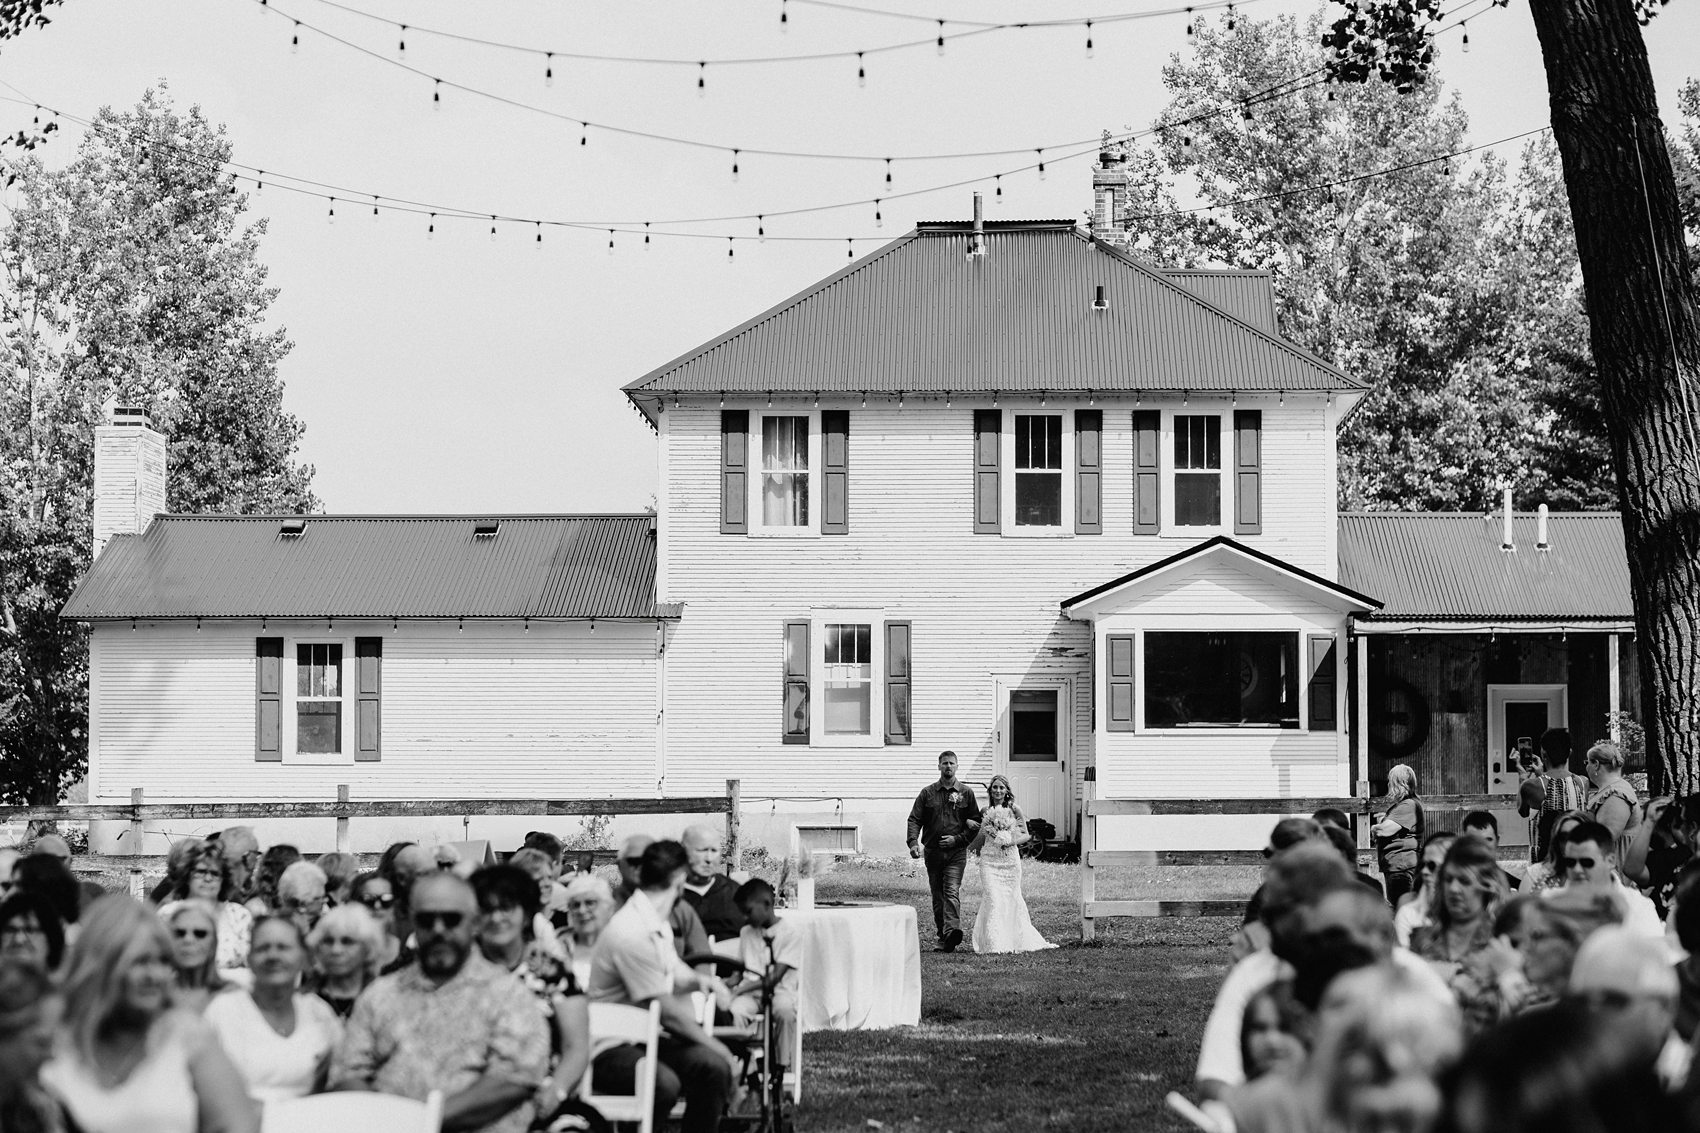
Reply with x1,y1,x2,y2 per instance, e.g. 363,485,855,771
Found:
490,216,498,242
936,20,946,55
608,229,615,254
398,25,406,57
535,222,543,248
857,52,865,87
727,237,735,261
1461,25,1470,52
1085,21,1094,57
371,195,380,222
731,149,740,181
1326,85,1337,103
545,53,554,87
1182,131,1194,149
994,174,1003,203
1185,8,1195,36
292,21,300,51
847,238,854,260
757,216,766,242
644,222,651,247
1242,101,1254,121
256,171,264,193
327,196,335,223
580,122,588,147
1037,149,1046,180
433,80,442,109
1227,5,1237,30
698,62,706,96
779,0,787,30
885,158,893,188
31,105,39,126
874,199,883,228
427,213,436,239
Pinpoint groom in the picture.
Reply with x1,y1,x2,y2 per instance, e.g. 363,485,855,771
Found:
906,750,982,952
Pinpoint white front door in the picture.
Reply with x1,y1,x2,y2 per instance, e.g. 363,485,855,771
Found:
1486,684,1568,794
994,678,1070,838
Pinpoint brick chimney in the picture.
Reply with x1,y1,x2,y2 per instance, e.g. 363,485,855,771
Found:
93,400,166,559
1090,131,1132,248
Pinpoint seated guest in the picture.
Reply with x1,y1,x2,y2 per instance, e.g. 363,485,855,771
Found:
1233,818,1328,959
561,874,615,989
1568,924,1687,1087
1523,811,1585,891
1460,810,1523,892
166,840,253,973
1310,807,1351,832
1620,795,1700,921
377,842,439,950
1480,890,1622,1020
306,902,386,1020
163,900,233,1012
0,891,65,973
348,871,404,973
589,838,736,1133
615,834,711,961
1237,982,1305,1083
245,844,302,917
275,861,329,937
472,865,590,1122
13,855,82,946
520,832,571,928
205,916,342,1108
331,872,549,1133
0,958,74,1133
1394,832,1457,947
313,852,359,908
215,826,262,904
150,838,203,905
681,825,744,943
507,849,567,958
44,896,256,1133
727,878,799,1073
1552,819,1664,941
1411,837,1507,1034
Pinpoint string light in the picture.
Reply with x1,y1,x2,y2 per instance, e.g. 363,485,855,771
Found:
1227,4,1237,30
1242,101,1254,121
780,0,788,30
1085,20,1094,56
433,79,442,108
885,158,893,187
727,236,735,260
698,62,707,95
291,20,300,51
994,174,1003,202
427,212,435,238
644,221,651,246
874,199,883,227
608,229,615,253
936,19,946,54
857,52,866,87
1185,7,1195,35
535,221,543,246
371,194,379,221
1461,24,1470,51
580,122,588,146
1037,148,1046,179
847,238,854,260
545,52,554,86
398,24,405,56
256,170,264,192
757,215,766,242
327,196,335,222
731,149,740,181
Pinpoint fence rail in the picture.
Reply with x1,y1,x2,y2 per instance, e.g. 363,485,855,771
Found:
1078,778,1522,941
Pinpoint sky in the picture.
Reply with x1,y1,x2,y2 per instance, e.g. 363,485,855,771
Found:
3,0,1697,515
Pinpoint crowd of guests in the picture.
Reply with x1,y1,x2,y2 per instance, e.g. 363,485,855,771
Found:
0,822,797,1133
1191,731,1700,1133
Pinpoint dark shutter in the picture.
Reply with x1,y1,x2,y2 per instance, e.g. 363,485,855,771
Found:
783,621,810,745
884,621,912,745
1106,634,1136,732
256,638,283,761
1075,409,1103,535
355,636,383,761
1308,635,1338,732
1134,410,1160,535
973,409,1000,534
822,410,849,535
1234,409,1262,536
720,410,749,534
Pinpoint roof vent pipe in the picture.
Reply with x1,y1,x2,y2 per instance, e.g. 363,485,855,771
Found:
968,192,986,258
1537,503,1550,551
1501,485,1514,552
1092,284,1108,311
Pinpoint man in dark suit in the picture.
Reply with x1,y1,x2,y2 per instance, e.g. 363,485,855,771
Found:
679,824,744,942
906,751,982,952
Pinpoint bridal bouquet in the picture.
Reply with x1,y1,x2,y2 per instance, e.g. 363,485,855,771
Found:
982,805,1021,847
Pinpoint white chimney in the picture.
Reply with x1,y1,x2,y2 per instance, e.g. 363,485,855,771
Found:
93,400,167,559
1500,485,1514,552
967,192,986,258
1537,503,1550,551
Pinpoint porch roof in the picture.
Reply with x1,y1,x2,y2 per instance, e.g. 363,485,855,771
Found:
1337,512,1632,629
1060,536,1381,619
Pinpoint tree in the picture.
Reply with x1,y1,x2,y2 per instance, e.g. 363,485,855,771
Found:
1123,12,1615,510
0,88,316,805
1329,0,1700,794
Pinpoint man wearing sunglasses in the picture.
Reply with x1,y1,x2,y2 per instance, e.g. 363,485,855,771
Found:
332,872,549,1133
1553,820,1665,944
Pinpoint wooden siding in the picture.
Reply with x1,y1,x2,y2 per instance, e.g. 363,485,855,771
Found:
657,395,1340,810
88,620,660,802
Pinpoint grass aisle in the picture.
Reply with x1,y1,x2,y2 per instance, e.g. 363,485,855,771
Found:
800,858,1259,1133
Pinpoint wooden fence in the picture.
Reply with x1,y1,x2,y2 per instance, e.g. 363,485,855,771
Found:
0,780,744,894
1078,774,1521,940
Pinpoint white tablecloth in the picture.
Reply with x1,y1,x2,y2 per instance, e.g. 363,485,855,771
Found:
784,905,922,1032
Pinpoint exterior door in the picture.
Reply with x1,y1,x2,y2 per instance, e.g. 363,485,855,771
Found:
995,678,1069,837
1486,684,1568,794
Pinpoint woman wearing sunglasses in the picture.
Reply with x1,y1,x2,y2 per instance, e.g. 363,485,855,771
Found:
1393,831,1458,947
347,872,404,973
305,902,386,1019
166,840,253,974
162,901,232,1013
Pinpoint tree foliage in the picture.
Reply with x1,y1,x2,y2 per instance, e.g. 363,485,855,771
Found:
0,88,315,804
1119,12,1613,511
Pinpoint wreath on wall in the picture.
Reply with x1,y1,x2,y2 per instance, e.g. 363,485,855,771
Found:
1367,674,1431,761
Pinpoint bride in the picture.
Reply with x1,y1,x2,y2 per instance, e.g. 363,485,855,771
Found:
970,775,1056,953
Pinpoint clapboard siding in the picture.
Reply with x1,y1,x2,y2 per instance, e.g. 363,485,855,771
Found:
659,394,1341,808
1095,732,1344,798
88,620,658,802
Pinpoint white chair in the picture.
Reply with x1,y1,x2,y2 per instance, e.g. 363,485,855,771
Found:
261,1090,443,1133
582,1000,662,1133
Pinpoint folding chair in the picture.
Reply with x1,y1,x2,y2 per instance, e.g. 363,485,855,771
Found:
261,1091,443,1133
582,1000,663,1133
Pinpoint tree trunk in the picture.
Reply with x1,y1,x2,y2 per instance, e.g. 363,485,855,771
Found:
1528,0,1700,793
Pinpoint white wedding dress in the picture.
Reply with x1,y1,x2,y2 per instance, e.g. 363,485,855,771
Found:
971,818,1056,954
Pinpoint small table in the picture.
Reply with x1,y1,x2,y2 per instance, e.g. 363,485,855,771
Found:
783,904,922,1031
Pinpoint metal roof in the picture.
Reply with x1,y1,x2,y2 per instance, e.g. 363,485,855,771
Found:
623,222,1360,420
1336,512,1632,623
61,515,670,620
1162,269,1279,333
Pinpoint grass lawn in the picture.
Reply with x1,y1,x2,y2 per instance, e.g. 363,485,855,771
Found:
798,857,1260,1133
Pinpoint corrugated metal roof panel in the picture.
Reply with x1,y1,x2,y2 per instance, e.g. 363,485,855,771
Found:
61,515,666,620
1163,270,1279,333
623,225,1360,413
1337,512,1631,622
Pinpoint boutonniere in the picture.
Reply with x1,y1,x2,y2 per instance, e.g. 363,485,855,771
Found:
947,789,962,807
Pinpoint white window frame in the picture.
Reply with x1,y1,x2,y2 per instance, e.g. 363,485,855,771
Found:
810,609,884,748
284,636,357,766
749,410,820,537
1000,408,1075,537
1162,410,1229,535
1125,623,1312,735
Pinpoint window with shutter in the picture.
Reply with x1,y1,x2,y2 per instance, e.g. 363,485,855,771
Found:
1133,411,1160,535
783,621,810,744
822,410,849,535
256,638,283,761
1307,635,1337,732
885,621,912,745
1075,409,1102,535
1234,410,1262,535
355,636,382,760
720,410,749,534
1106,634,1136,732
973,409,1000,534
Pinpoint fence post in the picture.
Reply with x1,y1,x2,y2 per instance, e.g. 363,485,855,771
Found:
336,784,351,854
726,779,742,872
128,788,146,899
1080,769,1097,943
